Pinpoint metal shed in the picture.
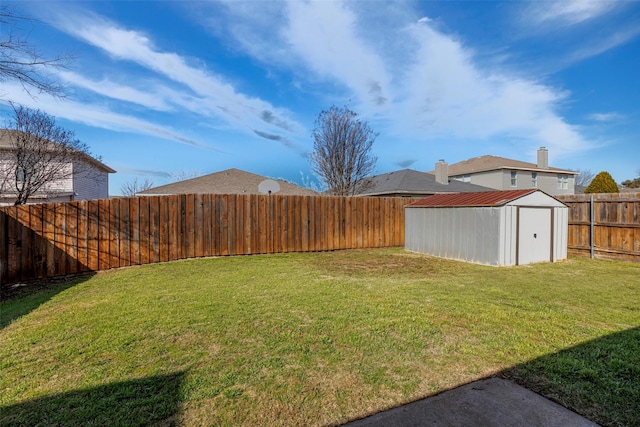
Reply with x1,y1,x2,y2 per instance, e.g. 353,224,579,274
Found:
404,189,568,266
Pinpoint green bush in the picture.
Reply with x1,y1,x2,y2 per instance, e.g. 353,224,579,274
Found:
584,171,619,193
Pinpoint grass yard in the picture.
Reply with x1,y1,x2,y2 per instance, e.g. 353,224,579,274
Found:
1,248,639,426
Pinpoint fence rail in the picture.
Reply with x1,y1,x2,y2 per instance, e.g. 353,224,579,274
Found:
1,194,411,285
557,193,640,263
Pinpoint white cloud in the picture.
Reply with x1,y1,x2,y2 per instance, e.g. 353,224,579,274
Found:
283,1,392,110
36,2,596,162
203,1,594,158
59,71,173,111
392,19,592,156
51,9,304,137
528,0,617,26
1,83,216,150
567,25,640,64
588,112,624,122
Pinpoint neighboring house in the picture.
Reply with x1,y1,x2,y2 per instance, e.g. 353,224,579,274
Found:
429,147,578,196
0,130,115,205
138,168,318,196
359,167,493,198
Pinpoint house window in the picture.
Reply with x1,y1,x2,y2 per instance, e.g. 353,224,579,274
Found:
510,171,517,187
16,167,26,182
531,172,537,188
461,174,471,183
557,174,568,190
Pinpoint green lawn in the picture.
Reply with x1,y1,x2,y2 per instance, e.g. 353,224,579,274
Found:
1,248,639,426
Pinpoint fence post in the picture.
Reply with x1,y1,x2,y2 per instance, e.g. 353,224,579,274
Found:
590,194,594,259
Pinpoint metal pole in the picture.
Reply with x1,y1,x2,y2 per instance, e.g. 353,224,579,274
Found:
590,194,594,259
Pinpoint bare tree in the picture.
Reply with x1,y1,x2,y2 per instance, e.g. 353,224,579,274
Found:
170,169,201,182
0,105,98,205
120,177,154,196
574,169,595,188
310,105,378,196
1,4,70,99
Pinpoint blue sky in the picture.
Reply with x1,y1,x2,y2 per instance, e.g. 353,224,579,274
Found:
3,0,639,194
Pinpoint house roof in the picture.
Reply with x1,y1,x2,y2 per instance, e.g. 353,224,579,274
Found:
358,169,493,196
438,155,577,176
138,168,318,196
406,189,541,207
0,129,115,173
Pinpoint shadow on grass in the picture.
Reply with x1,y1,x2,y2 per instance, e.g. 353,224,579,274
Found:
0,273,95,330
1,371,185,427
502,326,640,427
342,327,640,427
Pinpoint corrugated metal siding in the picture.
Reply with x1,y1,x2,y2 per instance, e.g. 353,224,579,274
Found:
499,206,518,266
553,207,569,261
406,206,503,265
406,204,569,266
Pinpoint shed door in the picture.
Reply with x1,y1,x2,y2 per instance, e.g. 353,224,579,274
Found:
518,207,552,265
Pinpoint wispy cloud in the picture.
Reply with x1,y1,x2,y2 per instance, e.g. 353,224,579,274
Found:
204,1,594,158
392,18,591,156
509,1,640,74
567,25,640,64
283,1,392,110
113,167,173,179
588,112,624,122
50,8,304,137
59,71,174,111
29,1,602,163
527,0,618,26
1,83,217,150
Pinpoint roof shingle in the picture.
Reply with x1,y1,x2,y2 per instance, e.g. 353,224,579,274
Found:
359,169,492,196
139,168,317,196
441,155,577,176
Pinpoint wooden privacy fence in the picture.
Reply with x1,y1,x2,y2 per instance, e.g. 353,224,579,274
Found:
1,194,412,285
557,193,640,262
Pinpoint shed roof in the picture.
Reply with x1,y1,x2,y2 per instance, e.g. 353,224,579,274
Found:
406,189,544,207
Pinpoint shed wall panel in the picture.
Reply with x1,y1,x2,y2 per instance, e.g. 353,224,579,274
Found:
553,207,569,261
506,191,566,208
405,207,503,265
500,206,518,266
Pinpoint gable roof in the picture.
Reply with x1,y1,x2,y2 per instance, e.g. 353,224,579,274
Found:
406,189,540,207
359,169,492,196
138,168,318,196
0,129,115,173
441,155,577,176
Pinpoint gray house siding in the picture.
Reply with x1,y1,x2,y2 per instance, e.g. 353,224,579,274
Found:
452,169,575,196
73,161,110,200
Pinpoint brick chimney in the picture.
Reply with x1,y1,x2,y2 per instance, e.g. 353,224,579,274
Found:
537,147,549,169
435,159,448,185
